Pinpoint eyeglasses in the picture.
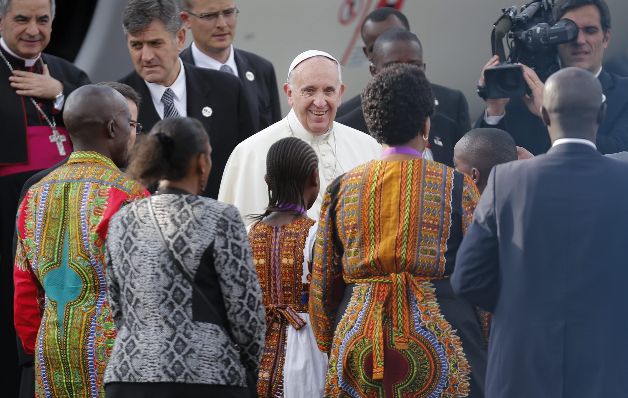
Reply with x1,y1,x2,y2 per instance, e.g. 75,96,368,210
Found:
130,120,143,134
185,7,239,23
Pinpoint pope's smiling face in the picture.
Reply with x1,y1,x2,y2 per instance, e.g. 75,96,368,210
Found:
284,56,345,135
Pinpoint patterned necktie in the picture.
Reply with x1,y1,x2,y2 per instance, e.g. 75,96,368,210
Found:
220,64,235,75
161,88,180,119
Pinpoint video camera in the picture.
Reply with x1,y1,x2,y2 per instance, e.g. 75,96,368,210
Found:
480,0,579,99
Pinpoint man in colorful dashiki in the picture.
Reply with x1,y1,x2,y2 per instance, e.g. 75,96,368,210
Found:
13,85,148,398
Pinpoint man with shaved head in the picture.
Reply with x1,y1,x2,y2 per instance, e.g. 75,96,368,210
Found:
454,128,517,193
13,85,148,397
452,67,628,397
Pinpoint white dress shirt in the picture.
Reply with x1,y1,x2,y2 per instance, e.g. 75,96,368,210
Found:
191,42,239,77
145,59,187,119
552,138,597,150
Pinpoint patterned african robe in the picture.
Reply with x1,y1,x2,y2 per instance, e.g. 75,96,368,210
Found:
13,151,148,398
249,216,327,397
310,159,486,398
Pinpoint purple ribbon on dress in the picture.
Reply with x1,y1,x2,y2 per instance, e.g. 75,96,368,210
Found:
381,146,423,158
277,202,307,215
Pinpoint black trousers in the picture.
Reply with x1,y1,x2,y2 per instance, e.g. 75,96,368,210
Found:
0,170,38,398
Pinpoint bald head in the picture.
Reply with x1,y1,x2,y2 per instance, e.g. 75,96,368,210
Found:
63,85,133,167
454,128,517,193
542,67,604,142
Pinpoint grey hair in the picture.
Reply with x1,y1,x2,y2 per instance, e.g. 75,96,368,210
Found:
0,0,56,18
122,0,182,36
287,56,343,86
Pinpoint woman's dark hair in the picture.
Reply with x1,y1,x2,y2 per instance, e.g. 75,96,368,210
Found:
554,0,611,32
250,137,318,221
362,63,434,146
127,117,209,186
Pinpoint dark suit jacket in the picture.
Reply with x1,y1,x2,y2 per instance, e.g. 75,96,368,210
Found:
180,46,281,133
0,51,90,164
337,83,470,167
475,69,628,155
452,143,628,397
119,64,255,199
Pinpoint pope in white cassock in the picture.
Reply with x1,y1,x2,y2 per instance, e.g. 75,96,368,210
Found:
218,50,382,224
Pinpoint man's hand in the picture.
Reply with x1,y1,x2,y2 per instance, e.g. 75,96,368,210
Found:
479,55,510,117
521,64,544,119
516,146,535,160
9,64,63,100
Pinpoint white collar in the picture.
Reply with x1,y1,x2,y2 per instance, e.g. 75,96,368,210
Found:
0,37,41,67
286,109,333,143
594,67,602,78
552,138,597,150
145,58,187,108
191,43,238,76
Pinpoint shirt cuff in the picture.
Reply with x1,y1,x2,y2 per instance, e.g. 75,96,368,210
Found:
53,94,65,111
483,109,505,125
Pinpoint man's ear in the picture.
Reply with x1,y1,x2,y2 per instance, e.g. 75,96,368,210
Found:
369,62,377,77
180,12,191,29
176,28,186,51
471,168,481,184
283,83,294,107
107,120,116,138
541,106,551,127
598,102,607,125
603,29,611,48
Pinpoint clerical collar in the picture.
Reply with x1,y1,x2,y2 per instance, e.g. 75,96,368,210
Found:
191,42,238,76
286,109,333,143
0,37,40,68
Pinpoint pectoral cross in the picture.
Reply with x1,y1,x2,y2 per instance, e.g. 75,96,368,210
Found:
49,127,67,156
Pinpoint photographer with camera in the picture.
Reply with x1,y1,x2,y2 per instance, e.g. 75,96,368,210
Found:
476,0,628,155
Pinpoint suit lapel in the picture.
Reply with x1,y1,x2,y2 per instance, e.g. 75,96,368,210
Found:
598,69,626,132
233,49,260,129
184,65,213,133
179,46,195,65
131,73,161,131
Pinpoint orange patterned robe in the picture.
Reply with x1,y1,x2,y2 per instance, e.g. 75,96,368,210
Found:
310,159,486,397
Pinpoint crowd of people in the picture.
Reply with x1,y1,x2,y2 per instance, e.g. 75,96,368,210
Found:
2,0,628,397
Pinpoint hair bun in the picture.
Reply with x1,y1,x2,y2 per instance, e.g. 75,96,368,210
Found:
154,132,175,160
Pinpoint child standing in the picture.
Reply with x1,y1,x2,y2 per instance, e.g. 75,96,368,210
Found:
248,137,327,397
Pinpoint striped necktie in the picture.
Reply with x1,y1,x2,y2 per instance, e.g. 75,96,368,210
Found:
161,88,180,119
220,64,235,75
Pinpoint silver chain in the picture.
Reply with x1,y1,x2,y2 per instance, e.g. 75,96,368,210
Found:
0,48,58,131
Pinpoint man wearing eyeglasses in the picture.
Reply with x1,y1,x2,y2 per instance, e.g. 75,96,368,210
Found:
180,0,281,133
119,0,255,199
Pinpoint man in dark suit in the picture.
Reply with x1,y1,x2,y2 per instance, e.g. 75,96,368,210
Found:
179,0,281,133
338,28,469,166
452,67,628,397
475,0,628,155
336,7,409,118
119,0,254,199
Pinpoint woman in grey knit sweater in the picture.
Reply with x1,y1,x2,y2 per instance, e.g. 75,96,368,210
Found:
104,117,265,398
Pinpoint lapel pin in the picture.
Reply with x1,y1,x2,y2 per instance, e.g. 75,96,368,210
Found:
434,98,439,106
246,71,255,81
434,136,443,147
202,106,213,118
